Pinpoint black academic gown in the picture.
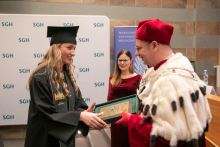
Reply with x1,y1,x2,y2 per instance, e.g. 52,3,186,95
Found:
24,68,89,147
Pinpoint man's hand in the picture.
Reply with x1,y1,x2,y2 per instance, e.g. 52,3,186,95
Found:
115,111,131,127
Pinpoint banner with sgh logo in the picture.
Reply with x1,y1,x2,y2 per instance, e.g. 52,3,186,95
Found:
114,27,147,76
0,14,110,125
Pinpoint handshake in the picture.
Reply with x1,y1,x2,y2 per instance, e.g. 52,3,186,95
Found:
79,101,109,129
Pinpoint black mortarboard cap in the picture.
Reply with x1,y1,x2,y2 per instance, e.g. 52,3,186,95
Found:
47,26,79,46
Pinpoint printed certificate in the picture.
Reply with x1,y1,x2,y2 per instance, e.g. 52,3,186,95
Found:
93,94,138,124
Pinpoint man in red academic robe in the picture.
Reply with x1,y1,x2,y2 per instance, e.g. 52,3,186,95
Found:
116,19,212,147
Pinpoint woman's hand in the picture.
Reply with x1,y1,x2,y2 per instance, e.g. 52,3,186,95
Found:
80,111,107,129
86,101,96,113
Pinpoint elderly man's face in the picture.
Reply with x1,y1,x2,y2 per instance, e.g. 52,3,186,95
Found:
135,39,154,66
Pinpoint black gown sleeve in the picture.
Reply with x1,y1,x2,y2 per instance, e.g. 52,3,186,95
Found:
30,73,88,144
74,89,89,136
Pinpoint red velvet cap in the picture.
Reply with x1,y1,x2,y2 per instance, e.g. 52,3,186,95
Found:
136,19,174,44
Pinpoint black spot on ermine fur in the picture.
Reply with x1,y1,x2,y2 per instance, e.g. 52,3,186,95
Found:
204,86,206,94
142,117,152,124
200,87,206,96
195,90,199,101
171,101,177,111
186,141,192,147
204,122,209,132
151,104,157,116
179,96,184,107
198,135,203,146
139,103,144,112
191,93,196,102
150,135,156,147
143,105,150,115
192,139,199,147
140,86,146,94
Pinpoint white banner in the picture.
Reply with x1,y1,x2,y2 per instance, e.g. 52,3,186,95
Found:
0,14,110,125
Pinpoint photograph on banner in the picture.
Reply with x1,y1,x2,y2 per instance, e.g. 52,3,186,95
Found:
114,27,147,76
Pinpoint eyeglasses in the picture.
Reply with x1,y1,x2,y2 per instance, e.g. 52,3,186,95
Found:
135,41,152,52
117,59,130,63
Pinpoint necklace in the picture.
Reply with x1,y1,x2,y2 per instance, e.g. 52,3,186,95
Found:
138,53,174,94
164,53,174,60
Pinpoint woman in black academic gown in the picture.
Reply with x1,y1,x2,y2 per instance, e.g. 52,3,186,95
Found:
24,26,107,147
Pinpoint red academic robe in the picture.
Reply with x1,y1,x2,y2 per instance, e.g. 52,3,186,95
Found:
128,59,207,147
128,115,206,147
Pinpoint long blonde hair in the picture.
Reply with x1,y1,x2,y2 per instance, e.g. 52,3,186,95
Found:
111,49,134,87
27,44,79,97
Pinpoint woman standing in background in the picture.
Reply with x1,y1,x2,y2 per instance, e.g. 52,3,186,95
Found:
107,49,142,147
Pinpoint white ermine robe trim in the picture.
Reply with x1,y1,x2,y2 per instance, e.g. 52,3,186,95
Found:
137,53,212,146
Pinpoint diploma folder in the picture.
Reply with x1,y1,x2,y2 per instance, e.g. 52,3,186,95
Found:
93,94,139,124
